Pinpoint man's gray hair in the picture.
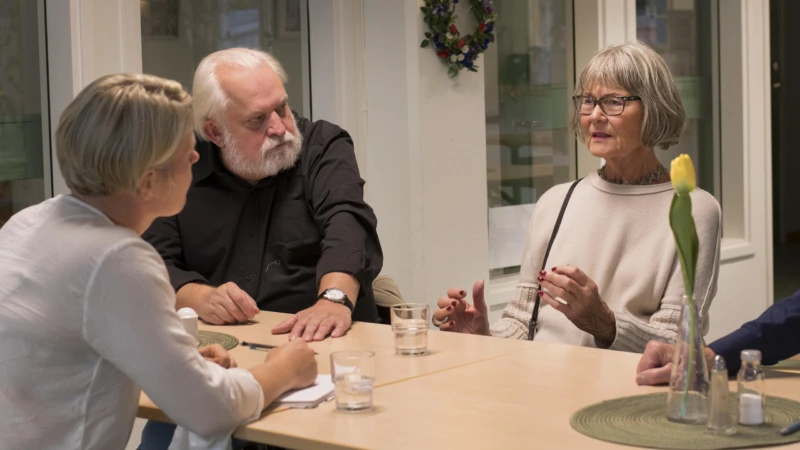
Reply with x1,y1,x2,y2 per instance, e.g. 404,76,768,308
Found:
192,48,288,140
570,41,686,150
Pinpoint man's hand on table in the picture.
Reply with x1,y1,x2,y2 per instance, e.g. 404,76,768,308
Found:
191,282,260,325
199,344,237,368
636,340,716,385
271,300,352,341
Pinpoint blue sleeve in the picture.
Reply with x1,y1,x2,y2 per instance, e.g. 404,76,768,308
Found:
709,290,800,375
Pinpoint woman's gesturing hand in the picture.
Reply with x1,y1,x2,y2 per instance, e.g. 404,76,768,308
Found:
537,265,616,345
432,280,491,336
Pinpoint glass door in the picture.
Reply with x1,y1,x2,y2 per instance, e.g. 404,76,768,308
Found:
140,0,310,117
484,0,574,279
0,0,49,226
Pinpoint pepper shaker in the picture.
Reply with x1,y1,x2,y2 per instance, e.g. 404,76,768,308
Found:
706,355,736,435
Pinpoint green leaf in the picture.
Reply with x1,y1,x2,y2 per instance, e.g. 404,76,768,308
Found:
425,32,432,38
421,40,430,48
669,193,699,299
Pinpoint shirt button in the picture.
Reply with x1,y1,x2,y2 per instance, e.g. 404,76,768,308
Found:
249,230,254,236
246,274,252,281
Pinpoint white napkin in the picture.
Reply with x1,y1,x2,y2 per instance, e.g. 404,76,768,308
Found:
168,426,235,450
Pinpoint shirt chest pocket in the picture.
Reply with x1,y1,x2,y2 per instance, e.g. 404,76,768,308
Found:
268,200,323,264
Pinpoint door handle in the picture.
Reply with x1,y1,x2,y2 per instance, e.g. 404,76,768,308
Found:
512,119,542,129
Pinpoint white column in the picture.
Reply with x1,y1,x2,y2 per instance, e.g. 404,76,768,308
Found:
46,0,142,196
362,0,489,312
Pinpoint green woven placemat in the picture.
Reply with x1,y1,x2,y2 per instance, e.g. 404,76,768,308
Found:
196,330,239,350
770,360,800,370
571,393,800,449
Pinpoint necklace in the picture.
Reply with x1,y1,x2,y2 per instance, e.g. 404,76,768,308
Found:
597,163,670,186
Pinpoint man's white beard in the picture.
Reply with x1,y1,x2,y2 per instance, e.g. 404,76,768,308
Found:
220,120,303,180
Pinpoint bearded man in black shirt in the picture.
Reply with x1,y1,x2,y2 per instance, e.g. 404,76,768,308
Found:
143,48,382,344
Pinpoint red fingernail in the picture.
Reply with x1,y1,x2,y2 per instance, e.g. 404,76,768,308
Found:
451,301,458,307
459,290,466,296
449,321,455,326
537,290,543,297
537,276,543,282
551,267,557,272
446,306,452,312
539,270,546,276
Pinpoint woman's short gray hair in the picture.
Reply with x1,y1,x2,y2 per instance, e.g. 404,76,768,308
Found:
192,48,288,140
570,41,686,150
56,73,192,196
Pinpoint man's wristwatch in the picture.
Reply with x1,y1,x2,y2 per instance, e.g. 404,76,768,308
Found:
317,288,354,313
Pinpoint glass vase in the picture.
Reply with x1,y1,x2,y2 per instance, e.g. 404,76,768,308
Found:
666,295,710,423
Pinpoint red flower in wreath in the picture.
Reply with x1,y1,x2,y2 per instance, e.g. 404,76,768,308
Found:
436,50,449,58
449,24,458,34
478,23,487,33
458,39,466,47
487,7,493,14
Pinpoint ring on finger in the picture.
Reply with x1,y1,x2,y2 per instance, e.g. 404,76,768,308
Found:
432,315,449,327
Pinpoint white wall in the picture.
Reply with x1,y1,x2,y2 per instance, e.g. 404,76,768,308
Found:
361,0,489,311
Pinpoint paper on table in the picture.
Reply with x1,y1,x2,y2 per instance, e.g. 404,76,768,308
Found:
275,375,335,409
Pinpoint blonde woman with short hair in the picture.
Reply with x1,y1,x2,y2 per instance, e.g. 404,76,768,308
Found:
433,41,722,352
0,73,317,449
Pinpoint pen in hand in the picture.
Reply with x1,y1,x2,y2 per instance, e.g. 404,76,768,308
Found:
241,341,278,350
241,341,318,354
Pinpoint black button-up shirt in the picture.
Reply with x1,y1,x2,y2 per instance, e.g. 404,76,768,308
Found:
143,115,382,322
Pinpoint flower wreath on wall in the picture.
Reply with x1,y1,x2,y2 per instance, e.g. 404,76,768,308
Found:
420,0,497,77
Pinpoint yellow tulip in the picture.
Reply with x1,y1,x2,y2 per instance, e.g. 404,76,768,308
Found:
670,154,696,194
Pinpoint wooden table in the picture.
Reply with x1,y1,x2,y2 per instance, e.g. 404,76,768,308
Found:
138,312,800,449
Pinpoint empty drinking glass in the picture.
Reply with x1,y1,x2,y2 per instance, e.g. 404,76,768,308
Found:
390,303,429,355
331,350,375,412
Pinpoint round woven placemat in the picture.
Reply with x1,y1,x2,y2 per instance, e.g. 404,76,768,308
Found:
196,330,239,350
770,360,800,370
571,393,800,449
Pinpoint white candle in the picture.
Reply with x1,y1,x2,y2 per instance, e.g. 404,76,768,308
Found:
738,392,765,425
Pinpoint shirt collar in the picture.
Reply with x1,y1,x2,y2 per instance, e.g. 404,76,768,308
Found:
193,137,224,183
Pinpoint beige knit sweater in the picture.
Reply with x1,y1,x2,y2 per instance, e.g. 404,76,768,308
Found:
489,171,722,353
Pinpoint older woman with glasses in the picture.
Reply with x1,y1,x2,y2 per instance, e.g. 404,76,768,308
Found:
0,74,317,449
432,41,721,352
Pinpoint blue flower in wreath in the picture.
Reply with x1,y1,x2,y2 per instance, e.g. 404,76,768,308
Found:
486,23,494,33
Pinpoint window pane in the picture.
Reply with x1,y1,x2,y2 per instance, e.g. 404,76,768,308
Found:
141,0,308,117
0,1,47,227
637,0,719,196
485,0,573,278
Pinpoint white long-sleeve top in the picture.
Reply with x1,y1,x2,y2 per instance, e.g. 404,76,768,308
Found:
0,195,264,449
490,171,722,352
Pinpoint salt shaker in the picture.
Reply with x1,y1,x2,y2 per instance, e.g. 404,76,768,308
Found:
706,355,736,435
737,349,766,426
177,307,199,338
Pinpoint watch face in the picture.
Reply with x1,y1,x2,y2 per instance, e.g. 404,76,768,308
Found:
325,288,345,301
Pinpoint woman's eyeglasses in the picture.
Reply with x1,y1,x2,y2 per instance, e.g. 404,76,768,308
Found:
573,95,641,116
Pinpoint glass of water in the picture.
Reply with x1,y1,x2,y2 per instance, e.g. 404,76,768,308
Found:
390,303,429,355
331,350,375,412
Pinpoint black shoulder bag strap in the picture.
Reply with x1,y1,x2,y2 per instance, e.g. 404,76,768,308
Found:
528,178,583,341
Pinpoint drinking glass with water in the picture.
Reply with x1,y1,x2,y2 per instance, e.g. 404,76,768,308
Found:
390,304,429,355
331,350,375,412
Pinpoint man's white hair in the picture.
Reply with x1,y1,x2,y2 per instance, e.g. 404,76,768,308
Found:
192,47,288,140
